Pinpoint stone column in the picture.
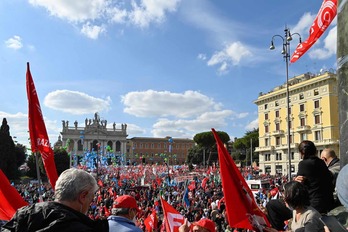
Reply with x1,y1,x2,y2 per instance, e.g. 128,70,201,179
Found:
338,0,348,167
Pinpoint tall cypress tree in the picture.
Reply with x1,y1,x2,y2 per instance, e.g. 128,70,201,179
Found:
0,118,17,179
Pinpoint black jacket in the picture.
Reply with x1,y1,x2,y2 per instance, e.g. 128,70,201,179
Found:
297,156,334,213
1,202,108,232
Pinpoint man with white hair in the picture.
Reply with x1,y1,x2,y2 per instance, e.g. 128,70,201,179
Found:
2,168,108,232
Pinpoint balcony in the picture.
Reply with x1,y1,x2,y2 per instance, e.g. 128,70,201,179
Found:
272,130,284,136
296,125,311,132
314,139,339,146
255,146,274,152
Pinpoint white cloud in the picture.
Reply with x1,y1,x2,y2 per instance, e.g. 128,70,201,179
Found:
81,22,106,39
5,36,23,50
151,110,234,138
197,53,207,60
0,111,60,149
309,26,337,60
291,12,315,37
44,90,111,114
28,0,181,38
128,0,180,28
122,90,222,118
245,118,258,131
207,41,252,74
28,0,108,22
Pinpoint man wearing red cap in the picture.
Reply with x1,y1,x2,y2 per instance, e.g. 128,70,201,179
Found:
179,218,216,232
108,195,142,232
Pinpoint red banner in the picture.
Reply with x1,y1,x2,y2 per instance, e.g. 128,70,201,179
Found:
26,62,58,190
160,196,185,232
144,210,158,231
212,129,270,231
290,0,337,63
0,169,28,220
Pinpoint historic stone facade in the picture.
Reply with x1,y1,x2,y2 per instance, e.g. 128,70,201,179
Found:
59,113,128,156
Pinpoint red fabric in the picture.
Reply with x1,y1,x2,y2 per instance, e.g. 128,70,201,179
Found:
188,181,196,191
144,210,158,231
212,129,270,231
26,63,58,190
98,179,104,187
290,0,337,62
201,177,208,189
160,196,185,232
270,187,279,197
0,169,28,220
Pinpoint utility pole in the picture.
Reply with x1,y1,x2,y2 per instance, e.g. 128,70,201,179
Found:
338,0,348,167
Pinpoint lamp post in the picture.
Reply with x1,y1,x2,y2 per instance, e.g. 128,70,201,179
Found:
270,26,301,181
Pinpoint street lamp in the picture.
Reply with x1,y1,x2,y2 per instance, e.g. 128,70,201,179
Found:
270,26,301,181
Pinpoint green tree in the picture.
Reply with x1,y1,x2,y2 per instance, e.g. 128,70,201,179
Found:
233,128,259,166
15,143,27,168
0,118,17,179
193,131,230,165
54,148,70,176
187,145,204,165
26,153,38,178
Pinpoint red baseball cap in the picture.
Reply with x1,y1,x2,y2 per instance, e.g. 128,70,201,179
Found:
114,195,140,212
193,218,216,232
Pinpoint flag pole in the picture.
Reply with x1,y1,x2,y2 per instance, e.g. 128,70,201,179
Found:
34,152,43,201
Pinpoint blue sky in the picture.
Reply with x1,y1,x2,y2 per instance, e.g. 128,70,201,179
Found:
0,0,337,148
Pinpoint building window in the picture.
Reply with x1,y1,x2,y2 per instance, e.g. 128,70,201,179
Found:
299,93,304,100
265,125,269,133
276,137,280,146
264,104,268,109
145,143,149,148
314,100,320,108
288,120,292,129
300,133,307,141
265,138,269,146
140,143,143,148
151,143,154,148
275,110,280,118
275,101,279,106
300,104,305,112
276,153,282,161
77,140,83,151
276,123,280,131
133,143,137,148
291,152,294,160
315,115,320,124
289,134,293,143
265,113,268,120
315,131,321,141
158,143,161,149
314,89,319,96
300,117,305,126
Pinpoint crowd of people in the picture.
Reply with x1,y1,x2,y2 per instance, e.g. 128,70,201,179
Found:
1,140,348,232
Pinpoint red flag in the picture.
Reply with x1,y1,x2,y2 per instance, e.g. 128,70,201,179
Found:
290,0,337,62
0,169,28,220
26,62,58,189
201,177,208,189
212,129,270,231
144,210,158,231
187,181,196,191
160,196,185,232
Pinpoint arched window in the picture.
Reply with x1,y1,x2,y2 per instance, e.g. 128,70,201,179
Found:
116,141,121,152
77,139,83,151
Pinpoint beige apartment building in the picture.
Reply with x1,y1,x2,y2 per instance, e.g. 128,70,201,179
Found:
254,71,339,175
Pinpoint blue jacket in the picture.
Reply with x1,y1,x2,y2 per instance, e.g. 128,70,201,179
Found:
108,216,142,232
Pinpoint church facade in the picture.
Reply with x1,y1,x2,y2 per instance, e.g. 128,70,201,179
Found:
59,113,128,156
